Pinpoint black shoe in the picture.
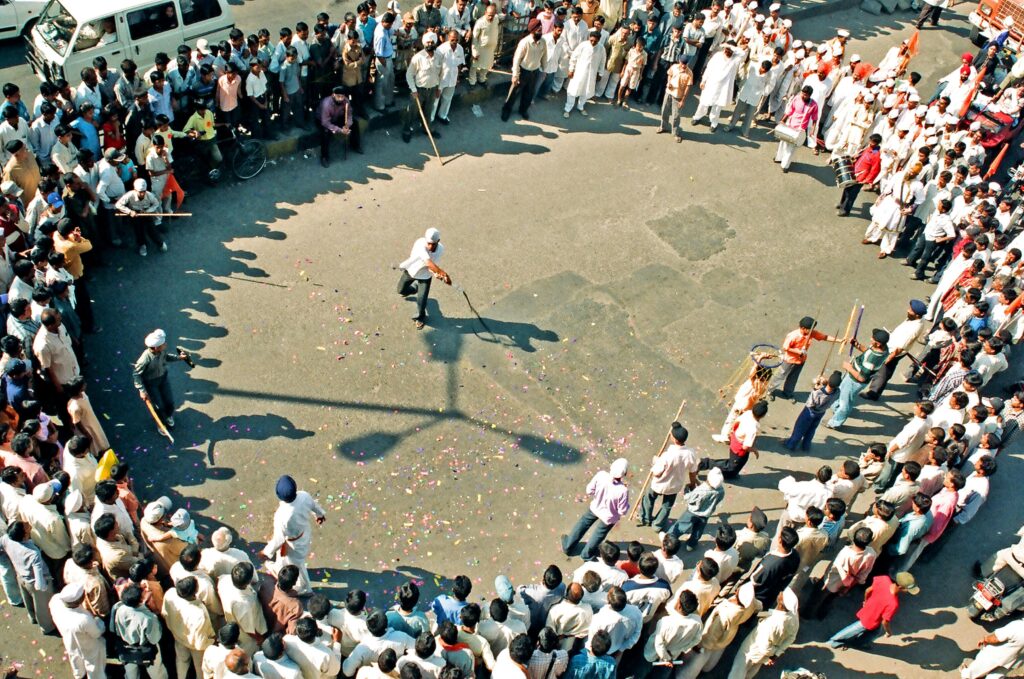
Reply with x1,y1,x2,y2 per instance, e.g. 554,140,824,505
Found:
500,109,511,122
320,157,330,168
402,130,412,143
437,117,450,125
636,520,650,527
521,111,530,120
430,129,441,139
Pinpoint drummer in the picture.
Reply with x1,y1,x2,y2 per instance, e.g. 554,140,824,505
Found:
837,133,882,217
775,85,820,173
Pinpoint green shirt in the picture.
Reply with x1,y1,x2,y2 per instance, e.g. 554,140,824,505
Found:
851,347,888,381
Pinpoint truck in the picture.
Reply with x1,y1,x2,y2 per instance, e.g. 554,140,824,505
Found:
969,0,1024,47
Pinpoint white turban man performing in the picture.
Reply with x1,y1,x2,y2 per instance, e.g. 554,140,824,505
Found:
133,329,190,428
397,227,451,330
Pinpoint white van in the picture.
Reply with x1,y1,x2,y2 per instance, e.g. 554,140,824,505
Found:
0,0,48,40
25,0,234,82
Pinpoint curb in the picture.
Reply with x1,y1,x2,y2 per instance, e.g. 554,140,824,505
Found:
787,0,862,20
263,76,511,160
262,0,857,161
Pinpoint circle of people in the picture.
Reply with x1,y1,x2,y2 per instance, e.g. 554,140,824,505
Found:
3,0,1024,678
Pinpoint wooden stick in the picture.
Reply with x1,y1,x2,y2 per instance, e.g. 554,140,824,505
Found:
822,302,858,375
144,398,174,444
628,400,687,521
413,94,444,165
848,305,865,357
115,212,193,217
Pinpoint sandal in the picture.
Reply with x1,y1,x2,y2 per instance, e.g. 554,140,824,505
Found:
414,320,425,330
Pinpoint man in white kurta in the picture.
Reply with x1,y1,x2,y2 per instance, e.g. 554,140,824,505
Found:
962,619,1024,678
564,31,606,117
693,41,742,129
432,30,465,123
50,583,106,679
284,618,343,679
263,475,326,596
726,589,799,679
469,5,500,86
163,578,216,679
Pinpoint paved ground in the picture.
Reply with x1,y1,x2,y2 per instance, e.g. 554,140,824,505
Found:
1,4,1022,679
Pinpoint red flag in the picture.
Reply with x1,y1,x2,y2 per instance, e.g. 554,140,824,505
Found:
985,143,1009,179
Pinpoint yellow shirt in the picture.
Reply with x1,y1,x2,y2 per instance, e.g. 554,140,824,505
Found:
183,110,216,141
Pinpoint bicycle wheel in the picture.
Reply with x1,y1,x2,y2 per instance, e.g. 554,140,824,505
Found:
232,139,267,180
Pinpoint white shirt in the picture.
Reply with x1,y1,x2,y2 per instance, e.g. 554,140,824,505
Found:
254,651,303,679
587,603,643,654
888,415,929,463
704,546,739,583
966,619,1024,677
653,550,685,585
283,635,342,679
733,410,760,448
400,237,444,280
342,629,416,677
650,444,698,495
778,476,830,523
573,560,628,589
887,317,926,353
263,491,325,563
49,600,105,678
436,42,466,89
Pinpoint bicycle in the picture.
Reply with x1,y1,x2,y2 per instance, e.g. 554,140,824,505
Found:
176,124,268,190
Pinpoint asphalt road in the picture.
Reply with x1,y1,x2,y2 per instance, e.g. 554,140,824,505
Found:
0,4,1020,679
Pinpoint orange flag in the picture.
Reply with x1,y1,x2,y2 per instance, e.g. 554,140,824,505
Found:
906,29,920,59
985,143,1009,179
959,65,988,118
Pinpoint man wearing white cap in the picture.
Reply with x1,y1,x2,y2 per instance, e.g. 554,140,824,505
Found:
133,328,190,428
677,582,760,679
19,480,71,566
115,178,166,256
397,227,451,330
49,582,106,678
561,458,630,561
726,588,799,679
765,3,782,30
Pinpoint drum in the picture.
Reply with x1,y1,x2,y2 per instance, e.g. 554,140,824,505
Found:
830,155,857,188
773,123,802,144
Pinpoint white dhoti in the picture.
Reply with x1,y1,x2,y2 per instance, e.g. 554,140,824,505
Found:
693,103,723,127
774,129,805,169
865,196,905,255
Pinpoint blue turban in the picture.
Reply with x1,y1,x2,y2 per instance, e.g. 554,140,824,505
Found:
275,475,298,502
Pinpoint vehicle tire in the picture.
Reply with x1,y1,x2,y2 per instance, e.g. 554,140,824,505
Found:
968,600,985,619
232,140,267,180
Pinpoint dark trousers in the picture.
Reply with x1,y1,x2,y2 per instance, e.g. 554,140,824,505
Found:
666,512,709,549
502,68,539,119
318,121,362,161
860,354,904,401
874,458,904,492
839,183,863,214
397,271,432,321
132,216,164,249
247,98,271,138
74,275,96,334
898,215,924,250
645,62,670,105
562,509,613,560
699,453,748,479
783,407,824,451
916,3,942,26
404,89,438,134
639,489,677,530
907,237,941,278
769,361,803,398
143,375,175,419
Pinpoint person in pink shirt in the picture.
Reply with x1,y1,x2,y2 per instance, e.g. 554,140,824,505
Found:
216,63,243,129
561,458,630,560
897,469,965,571
775,85,818,172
